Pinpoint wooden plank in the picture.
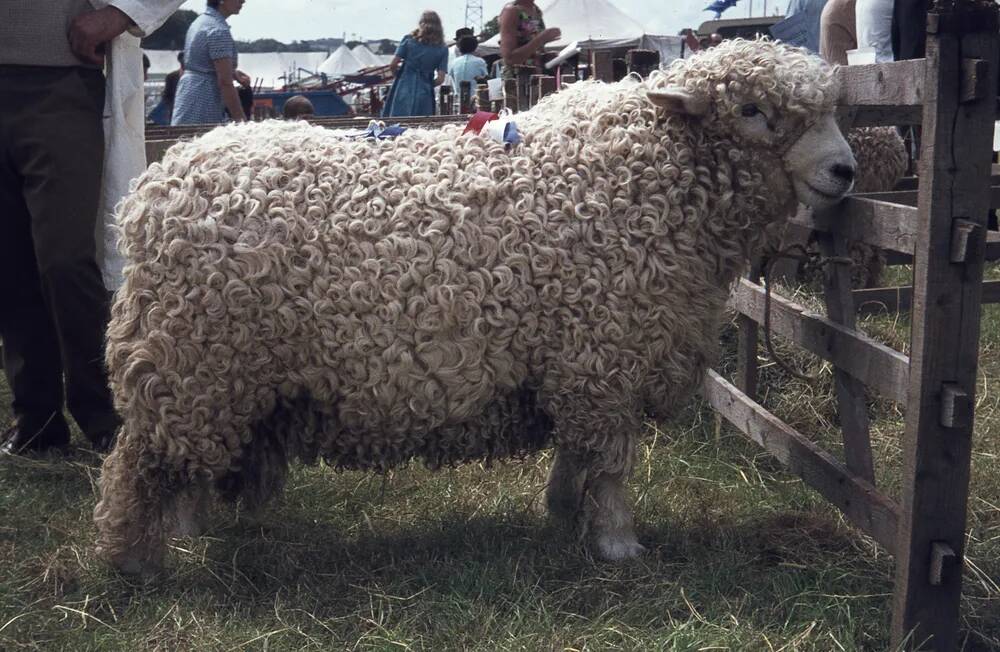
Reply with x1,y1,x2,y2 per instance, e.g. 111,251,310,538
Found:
836,59,926,126
592,50,614,83
816,229,876,484
736,263,763,399
893,166,1000,191
143,115,473,164
144,114,469,140
792,198,918,254
730,279,910,404
891,4,999,647
837,59,925,107
839,105,924,127
145,140,175,165
854,280,1000,315
858,185,1000,209
702,370,899,552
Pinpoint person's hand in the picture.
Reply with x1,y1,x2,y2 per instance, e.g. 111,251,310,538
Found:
234,70,252,88
68,6,133,65
539,28,562,45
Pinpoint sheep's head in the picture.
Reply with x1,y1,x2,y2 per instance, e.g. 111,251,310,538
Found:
648,38,856,209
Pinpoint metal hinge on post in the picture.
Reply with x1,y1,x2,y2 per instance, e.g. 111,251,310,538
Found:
949,218,985,263
940,383,972,428
929,541,957,586
960,58,989,103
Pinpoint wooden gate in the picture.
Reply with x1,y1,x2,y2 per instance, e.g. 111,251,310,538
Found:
704,1,999,648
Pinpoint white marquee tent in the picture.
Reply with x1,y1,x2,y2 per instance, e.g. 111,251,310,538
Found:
351,44,390,69
318,45,365,77
479,0,682,64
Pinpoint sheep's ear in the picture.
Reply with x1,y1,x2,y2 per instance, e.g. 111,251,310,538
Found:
647,87,709,116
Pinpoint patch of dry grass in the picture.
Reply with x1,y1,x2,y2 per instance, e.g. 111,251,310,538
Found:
0,275,998,650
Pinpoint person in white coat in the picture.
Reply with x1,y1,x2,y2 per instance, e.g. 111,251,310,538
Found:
855,0,894,63
0,1,181,456
73,1,187,290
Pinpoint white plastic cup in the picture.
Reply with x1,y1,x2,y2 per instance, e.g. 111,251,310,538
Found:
846,47,877,65
487,77,505,101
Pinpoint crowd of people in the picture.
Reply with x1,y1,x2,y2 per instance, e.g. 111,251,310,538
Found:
783,0,929,66
160,1,559,123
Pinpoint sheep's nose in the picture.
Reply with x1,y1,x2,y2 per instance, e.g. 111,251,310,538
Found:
831,163,855,183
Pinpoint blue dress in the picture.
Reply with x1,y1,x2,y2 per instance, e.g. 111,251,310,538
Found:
171,7,239,125
383,36,448,118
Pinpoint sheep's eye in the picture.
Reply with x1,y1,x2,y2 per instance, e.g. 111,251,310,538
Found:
740,104,761,117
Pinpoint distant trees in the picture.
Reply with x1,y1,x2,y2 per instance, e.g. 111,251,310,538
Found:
374,39,397,55
480,16,499,41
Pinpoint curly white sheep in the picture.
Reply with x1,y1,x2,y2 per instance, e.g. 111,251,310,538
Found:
843,127,908,287
94,39,857,574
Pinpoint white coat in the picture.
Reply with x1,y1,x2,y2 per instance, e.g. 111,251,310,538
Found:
91,0,185,290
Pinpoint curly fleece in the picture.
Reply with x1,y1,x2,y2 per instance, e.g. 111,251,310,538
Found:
95,39,840,566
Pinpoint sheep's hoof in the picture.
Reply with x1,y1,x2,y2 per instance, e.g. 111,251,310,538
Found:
108,552,161,577
169,517,201,539
593,531,647,561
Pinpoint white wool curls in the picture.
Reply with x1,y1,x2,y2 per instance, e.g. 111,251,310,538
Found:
95,39,842,570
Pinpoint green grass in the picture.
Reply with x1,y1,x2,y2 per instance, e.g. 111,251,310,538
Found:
1,294,998,650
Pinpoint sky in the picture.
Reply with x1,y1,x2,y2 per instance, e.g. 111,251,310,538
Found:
179,0,784,44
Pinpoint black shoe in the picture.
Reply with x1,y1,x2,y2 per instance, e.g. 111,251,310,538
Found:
1,414,71,456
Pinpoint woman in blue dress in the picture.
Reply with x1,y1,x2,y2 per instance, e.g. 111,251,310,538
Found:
172,0,251,125
382,11,449,117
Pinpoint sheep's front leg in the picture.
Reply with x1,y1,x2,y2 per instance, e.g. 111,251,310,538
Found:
584,468,647,560
93,431,169,575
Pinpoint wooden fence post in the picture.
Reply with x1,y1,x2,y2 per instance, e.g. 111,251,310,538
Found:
477,84,489,112
737,262,762,399
504,78,518,112
458,81,473,114
816,229,876,484
591,50,614,83
539,75,557,100
890,2,999,649
438,86,453,115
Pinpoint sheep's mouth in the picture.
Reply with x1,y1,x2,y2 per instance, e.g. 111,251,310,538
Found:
804,181,847,201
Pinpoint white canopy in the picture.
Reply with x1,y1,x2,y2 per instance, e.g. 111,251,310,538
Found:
238,52,328,88
479,0,682,62
350,44,385,69
319,45,365,77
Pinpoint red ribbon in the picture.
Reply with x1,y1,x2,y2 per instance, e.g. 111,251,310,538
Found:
463,111,500,135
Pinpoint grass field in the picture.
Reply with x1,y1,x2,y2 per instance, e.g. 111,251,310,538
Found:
1,282,998,651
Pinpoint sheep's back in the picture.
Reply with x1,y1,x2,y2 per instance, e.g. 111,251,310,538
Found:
112,122,555,438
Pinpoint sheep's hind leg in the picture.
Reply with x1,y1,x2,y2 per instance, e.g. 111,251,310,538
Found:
546,397,646,560
545,447,588,522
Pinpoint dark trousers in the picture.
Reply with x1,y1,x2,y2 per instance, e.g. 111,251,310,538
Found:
892,0,931,61
0,65,117,446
